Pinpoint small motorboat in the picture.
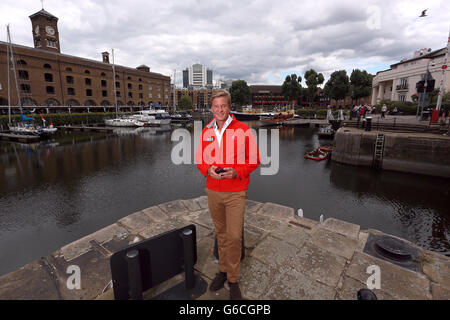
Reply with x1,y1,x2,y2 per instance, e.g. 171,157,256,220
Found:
105,118,145,127
318,125,334,138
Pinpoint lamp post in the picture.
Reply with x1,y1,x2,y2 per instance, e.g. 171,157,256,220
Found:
417,59,434,120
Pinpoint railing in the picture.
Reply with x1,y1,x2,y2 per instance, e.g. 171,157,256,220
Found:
396,84,408,91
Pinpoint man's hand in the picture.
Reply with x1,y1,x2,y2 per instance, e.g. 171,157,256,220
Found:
220,167,237,179
207,166,222,180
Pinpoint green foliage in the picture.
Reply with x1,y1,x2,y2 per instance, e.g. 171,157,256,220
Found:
374,101,418,115
179,95,193,110
350,69,372,101
324,70,350,103
229,80,251,106
281,74,302,106
304,69,324,107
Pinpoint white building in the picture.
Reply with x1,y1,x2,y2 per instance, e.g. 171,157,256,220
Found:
183,63,213,88
372,48,450,105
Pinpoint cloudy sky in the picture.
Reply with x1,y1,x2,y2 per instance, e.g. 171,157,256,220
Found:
1,0,449,87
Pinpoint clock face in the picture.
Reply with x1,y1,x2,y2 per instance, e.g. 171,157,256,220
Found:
34,25,40,35
45,26,55,36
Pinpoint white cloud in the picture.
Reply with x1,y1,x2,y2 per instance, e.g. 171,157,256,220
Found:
1,0,449,86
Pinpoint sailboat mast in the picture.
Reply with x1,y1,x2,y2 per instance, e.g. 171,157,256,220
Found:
111,48,118,118
7,25,22,114
6,25,11,125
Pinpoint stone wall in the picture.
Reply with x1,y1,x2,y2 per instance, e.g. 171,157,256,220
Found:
332,128,450,178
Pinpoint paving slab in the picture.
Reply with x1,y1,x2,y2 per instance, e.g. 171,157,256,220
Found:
244,211,284,233
239,257,277,300
192,196,209,210
356,231,369,252
243,226,265,250
322,218,360,239
118,210,153,233
181,208,215,230
285,241,347,288
0,259,61,300
311,227,358,260
138,218,190,239
269,224,310,249
288,216,319,233
263,265,337,300
337,276,396,300
195,236,218,280
245,200,264,213
418,250,450,285
181,198,203,212
431,282,450,300
255,202,294,221
141,206,168,222
346,251,432,300
158,199,190,217
251,235,299,268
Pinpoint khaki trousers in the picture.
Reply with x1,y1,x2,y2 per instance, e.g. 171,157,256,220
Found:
205,187,247,283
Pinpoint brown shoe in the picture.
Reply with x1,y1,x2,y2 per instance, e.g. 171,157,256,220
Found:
228,281,243,300
209,272,227,291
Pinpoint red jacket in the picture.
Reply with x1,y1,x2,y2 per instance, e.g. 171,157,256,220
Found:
196,114,260,192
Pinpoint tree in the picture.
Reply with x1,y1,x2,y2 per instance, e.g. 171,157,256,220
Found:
324,70,350,107
229,80,251,106
281,74,302,107
350,69,373,105
304,69,324,107
179,95,193,110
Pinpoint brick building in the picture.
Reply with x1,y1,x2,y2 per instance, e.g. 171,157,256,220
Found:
0,9,171,111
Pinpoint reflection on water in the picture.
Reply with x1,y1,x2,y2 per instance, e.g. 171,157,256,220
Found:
0,123,449,276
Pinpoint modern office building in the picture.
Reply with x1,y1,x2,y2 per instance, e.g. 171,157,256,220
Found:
0,8,171,110
182,64,213,88
372,47,450,105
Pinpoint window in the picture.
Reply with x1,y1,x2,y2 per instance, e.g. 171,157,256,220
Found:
148,86,152,90
127,76,132,80
20,84,31,93
400,78,408,86
165,87,168,92
158,94,161,98
399,94,406,102
86,89,92,96
157,87,161,91
128,83,132,89
18,70,29,80
65,67,72,72
35,39,41,47
139,78,142,82
139,84,143,90
84,70,91,74
165,95,168,99
66,76,74,84
102,90,108,97
68,88,75,96
43,63,52,69
139,93,143,99
128,92,133,98
46,86,55,94
101,72,106,77
44,73,53,82
116,91,121,97
101,80,107,87
115,75,119,79
17,60,27,66
148,80,151,84
148,93,152,98
115,81,120,88
85,78,91,86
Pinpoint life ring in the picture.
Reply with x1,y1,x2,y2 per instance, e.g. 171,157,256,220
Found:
304,148,329,161
318,146,332,153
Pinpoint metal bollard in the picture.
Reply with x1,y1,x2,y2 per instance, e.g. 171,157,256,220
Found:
126,249,143,300
181,229,195,290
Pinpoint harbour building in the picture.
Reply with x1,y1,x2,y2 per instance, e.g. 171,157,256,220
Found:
0,8,171,113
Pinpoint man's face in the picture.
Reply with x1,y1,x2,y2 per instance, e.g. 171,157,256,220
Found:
211,96,230,122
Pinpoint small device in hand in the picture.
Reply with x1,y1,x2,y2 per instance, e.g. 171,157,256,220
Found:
215,167,226,174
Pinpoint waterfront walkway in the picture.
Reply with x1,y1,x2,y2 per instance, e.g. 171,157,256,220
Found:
0,197,449,300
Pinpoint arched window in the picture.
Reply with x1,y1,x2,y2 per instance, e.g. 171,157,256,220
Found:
139,78,142,82
46,86,55,94
17,59,27,66
65,67,73,72
18,70,29,80
43,63,52,69
101,72,106,77
115,75,119,79
84,70,91,74
127,76,132,80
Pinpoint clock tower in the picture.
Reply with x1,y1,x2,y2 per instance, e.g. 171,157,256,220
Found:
29,9,60,53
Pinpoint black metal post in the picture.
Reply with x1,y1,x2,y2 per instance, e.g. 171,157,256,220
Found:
181,229,195,290
126,249,143,300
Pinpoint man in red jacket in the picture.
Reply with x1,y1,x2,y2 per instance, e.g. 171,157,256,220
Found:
195,89,260,300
